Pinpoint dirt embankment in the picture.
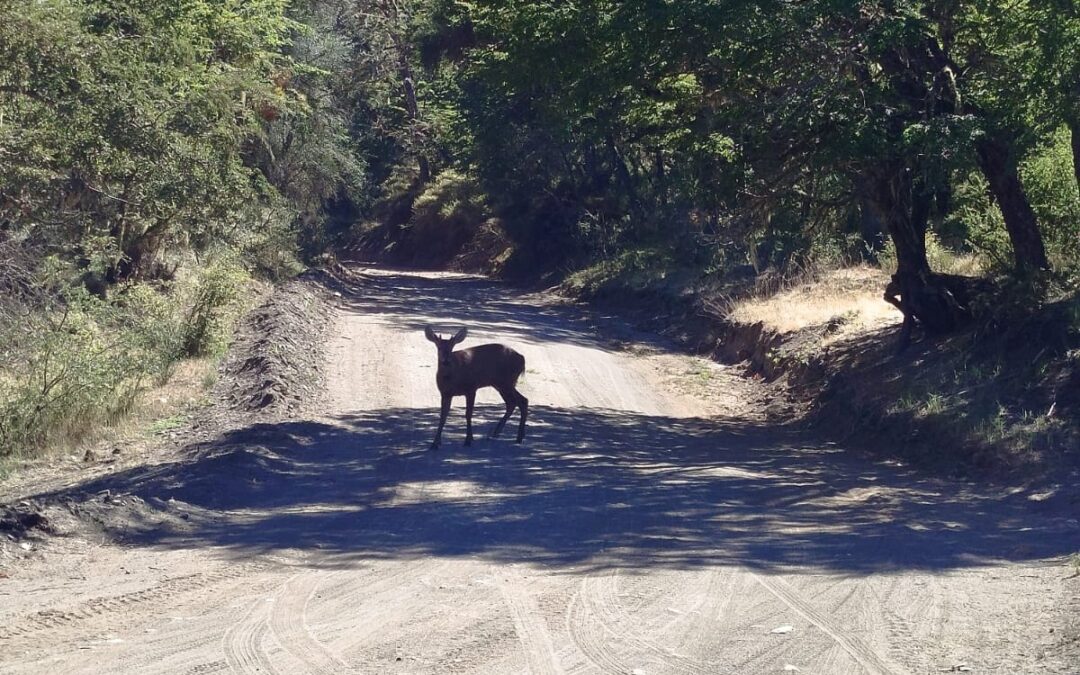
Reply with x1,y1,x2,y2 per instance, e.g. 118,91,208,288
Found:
556,263,1080,486
216,268,342,415
0,266,357,551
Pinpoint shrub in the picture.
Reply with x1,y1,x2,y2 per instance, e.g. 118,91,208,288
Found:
0,291,147,455
180,254,253,358
0,253,254,458
234,207,306,283
1021,128,1080,275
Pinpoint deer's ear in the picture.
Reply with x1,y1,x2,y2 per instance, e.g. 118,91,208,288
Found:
424,327,439,343
451,327,468,345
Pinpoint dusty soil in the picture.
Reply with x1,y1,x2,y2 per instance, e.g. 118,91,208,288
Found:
1,266,1078,674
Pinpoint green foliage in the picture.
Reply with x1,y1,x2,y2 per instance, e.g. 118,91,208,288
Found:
411,170,490,231
934,129,1080,277
0,0,299,278
0,289,159,456
180,254,253,358
561,247,679,300
391,0,1078,294
1021,129,1080,273
0,253,253,457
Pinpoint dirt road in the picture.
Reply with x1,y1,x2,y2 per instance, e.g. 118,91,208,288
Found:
1,268,1078,674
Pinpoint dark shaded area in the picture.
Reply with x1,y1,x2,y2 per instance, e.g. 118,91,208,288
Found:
36,405,1080,574
799,292,1080,478
0,502,53,537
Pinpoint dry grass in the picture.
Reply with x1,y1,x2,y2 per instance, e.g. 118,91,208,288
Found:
0,358,216,478
728,265,902,336
127,358,217,430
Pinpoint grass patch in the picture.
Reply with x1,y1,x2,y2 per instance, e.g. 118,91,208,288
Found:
560,247,689,301
0,254,261,460
727,265,902,336
0,356,218,477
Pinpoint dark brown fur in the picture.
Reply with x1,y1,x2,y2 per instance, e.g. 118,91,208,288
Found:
425,327,528,448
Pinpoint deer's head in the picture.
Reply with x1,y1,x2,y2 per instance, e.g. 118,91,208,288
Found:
424,326,468,367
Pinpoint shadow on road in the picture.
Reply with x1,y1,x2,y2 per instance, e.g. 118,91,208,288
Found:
38,405,1080,574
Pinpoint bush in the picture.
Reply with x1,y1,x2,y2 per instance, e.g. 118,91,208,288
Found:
0,253,254,458
1021,128,1080,275
0,291,148,455
119,283,187,383
561,247,679,299
409,170,492,251
180,254,253,358
357,170,497,269
234,207,306,283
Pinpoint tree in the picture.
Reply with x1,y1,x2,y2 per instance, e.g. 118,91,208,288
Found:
0,0,299,280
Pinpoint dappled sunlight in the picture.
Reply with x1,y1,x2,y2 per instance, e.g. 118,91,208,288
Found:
34,405,1080,576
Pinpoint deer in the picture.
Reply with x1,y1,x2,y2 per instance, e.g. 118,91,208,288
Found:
424,326,528,450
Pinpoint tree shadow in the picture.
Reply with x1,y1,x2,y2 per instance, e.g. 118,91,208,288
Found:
37,405,1080,574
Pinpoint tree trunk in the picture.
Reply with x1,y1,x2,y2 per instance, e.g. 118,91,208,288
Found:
401,70,431,184
862,165,972,347
111,220,168,282
975,133,1050,273
380,0,430,185
654,148,668,208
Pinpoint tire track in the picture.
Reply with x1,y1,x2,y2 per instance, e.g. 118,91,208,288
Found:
107,574,290,675
182,661,228,675
676,569,737,662
268,572,349,675
314,560,454,653
497,572,564,675
752,573,900,675
876,576,946,673
222,593,279,675
0,562,272,643
567,572,725,675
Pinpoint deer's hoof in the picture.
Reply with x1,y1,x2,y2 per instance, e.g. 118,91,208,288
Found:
429,442,440,451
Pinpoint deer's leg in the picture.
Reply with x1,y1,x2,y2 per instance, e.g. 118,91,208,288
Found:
431,394,451,450
515,391,528,444
464,391,476,446
490,386,517,438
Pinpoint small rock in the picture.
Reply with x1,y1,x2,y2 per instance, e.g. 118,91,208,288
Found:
770,625,794,634
784,666,801,673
